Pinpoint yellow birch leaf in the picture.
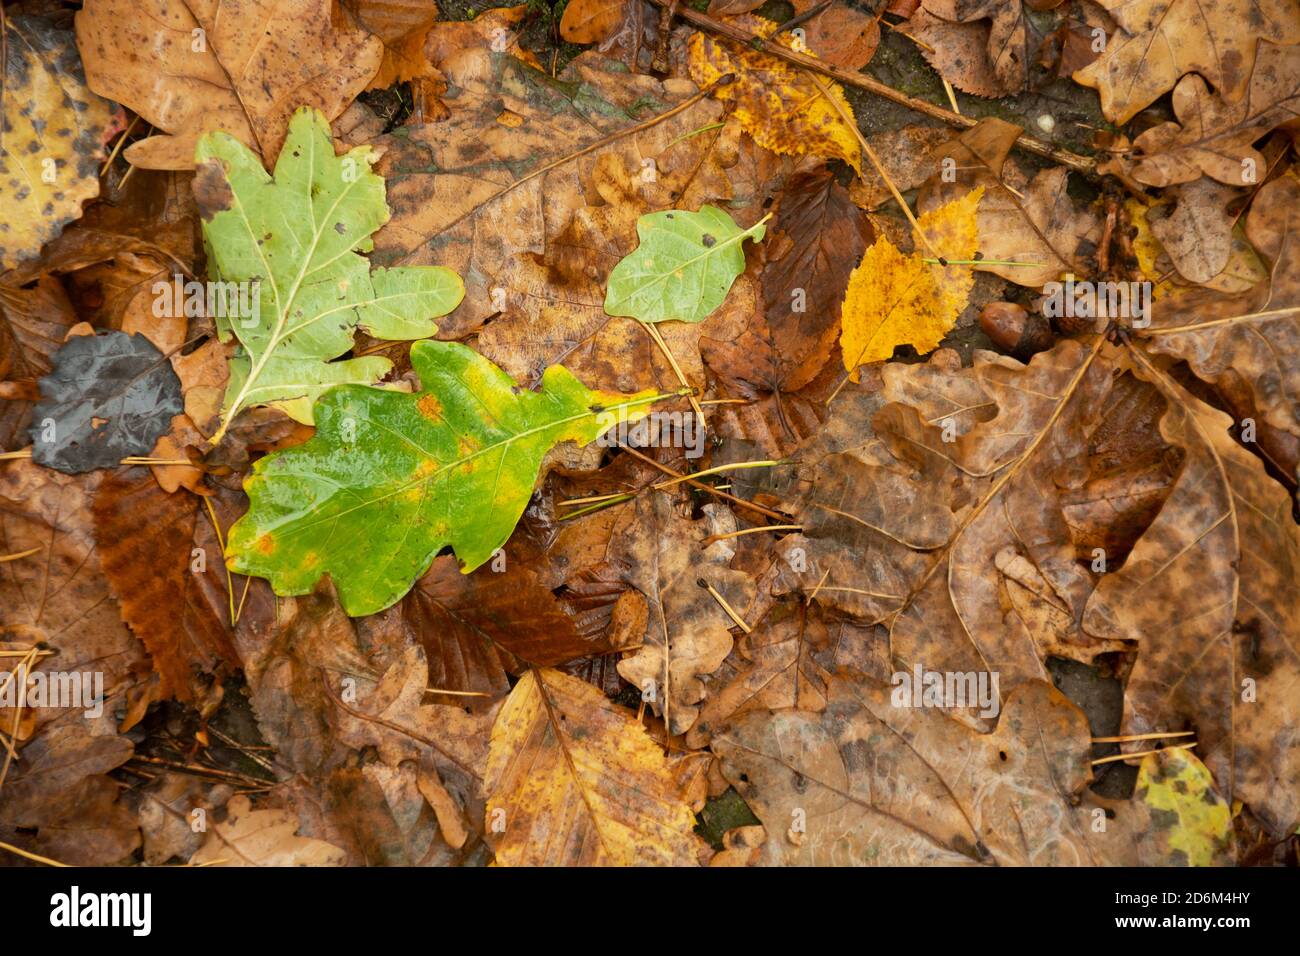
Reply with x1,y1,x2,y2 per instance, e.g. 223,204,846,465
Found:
687,15,860,171
840,188,982,379
484,668,706,866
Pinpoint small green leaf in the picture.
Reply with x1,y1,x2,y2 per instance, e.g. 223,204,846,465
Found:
195,108,464,440
603,205,765,324
226,340,669,616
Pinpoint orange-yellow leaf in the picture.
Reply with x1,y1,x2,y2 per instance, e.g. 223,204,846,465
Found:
484,668,705,866
687,15,860,171
840,188,982,379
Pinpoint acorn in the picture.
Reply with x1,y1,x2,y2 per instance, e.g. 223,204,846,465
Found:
979,301,1055,360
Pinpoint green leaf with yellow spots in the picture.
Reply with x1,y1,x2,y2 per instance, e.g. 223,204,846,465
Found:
226,340,668,616
194,108,464,442
1135,748,1235,866
603,205,766,324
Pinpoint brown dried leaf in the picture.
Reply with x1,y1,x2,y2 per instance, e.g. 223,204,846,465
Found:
75,0,383,169
370,49,757,340
91,467,242,705
1083,352,1300,837
920,119,1098,287
1140,172,1300,441
189,794,347,866
1073,0,1300,125
484,667,705,865
613,492,757,736
714,676,1139,865
1107,42,1300,188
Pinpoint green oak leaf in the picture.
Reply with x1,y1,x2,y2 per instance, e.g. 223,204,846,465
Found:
603,205,766,324
226,340,669,616
195,107,464,441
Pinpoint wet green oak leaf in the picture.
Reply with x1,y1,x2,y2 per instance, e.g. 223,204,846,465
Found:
1136,748,1234,866
195,107,464,440
226,340,666,616
603,205,766,324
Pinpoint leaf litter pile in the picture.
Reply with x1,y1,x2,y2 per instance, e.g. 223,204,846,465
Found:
1,0,1298,868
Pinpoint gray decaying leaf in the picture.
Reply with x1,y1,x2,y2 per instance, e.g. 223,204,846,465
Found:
30,331,183,473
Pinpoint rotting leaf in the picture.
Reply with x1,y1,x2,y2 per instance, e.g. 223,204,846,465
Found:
1135,748,1235,867
189,795,347,867
1073,0,1300,124
1083,349,1300,838
687,14,861,171
612,492,758,736
714,676,1141,865
0,15,113,272
30,331,183,474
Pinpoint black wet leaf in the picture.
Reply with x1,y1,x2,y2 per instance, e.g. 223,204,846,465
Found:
30,331,183,474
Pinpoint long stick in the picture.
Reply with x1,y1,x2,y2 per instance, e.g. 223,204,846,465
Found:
652,0,1097,176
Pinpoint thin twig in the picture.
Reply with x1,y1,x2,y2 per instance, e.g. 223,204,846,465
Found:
652,0,1096,175
615,443,788,521
698,578,752,633
1091,743,1196,767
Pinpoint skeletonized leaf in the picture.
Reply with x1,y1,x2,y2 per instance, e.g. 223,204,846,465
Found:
1,15,112,271
604,205,765,324
195,108,463,435
226,340,661,616
31,332,183,474
484,668,705,865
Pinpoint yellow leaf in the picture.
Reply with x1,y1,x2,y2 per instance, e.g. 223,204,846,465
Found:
840,189,982,379
1136,748,1234,866
484,668,705,866
1,16,112,271
688,15,860,171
